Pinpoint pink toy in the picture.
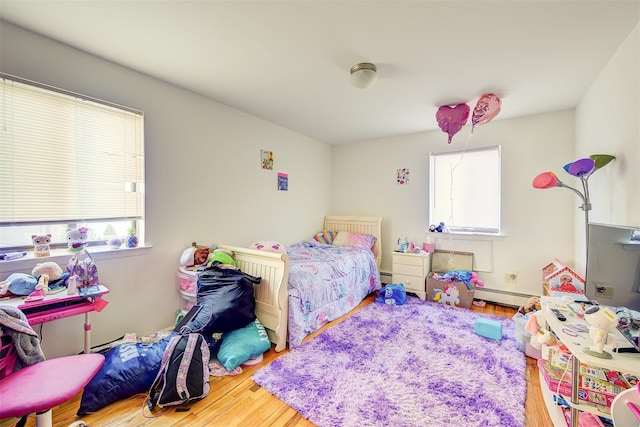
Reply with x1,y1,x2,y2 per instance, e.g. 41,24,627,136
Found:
470,272,485,287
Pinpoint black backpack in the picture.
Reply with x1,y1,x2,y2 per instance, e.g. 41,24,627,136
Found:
148,333,210,409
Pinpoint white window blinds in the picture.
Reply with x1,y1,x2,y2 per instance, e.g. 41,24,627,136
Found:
0,75,144,224
429,145,501,233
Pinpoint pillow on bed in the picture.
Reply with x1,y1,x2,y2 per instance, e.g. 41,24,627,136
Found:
332,231,377,250
217,319,271,371
314,230,337,244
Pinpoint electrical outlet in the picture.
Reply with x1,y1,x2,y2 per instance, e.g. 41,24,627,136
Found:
596,286,615,299
504,272,518,285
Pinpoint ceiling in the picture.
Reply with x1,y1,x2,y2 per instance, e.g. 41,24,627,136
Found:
1,1,639,145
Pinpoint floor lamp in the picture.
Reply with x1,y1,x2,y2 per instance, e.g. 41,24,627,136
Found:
532,154,615,294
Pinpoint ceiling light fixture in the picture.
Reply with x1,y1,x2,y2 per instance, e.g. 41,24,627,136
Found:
350,63,377,89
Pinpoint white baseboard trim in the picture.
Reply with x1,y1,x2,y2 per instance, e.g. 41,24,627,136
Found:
474,288,535,308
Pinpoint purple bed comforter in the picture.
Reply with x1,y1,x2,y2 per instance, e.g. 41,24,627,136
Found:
286,240,381,348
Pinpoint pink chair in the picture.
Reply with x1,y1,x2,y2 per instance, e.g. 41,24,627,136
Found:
0,331,104,427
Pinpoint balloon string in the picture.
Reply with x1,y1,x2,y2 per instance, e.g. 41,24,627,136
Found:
445,128,474,253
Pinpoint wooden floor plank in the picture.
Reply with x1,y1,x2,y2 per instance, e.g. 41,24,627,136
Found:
0,294,552,427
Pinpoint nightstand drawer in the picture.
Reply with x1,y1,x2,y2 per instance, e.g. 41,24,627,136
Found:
391,252,430,300
391,273,425,292
392,263,425,277
393,254,426,267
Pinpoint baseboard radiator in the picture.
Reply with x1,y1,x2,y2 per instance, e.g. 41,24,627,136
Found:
474,287,536,308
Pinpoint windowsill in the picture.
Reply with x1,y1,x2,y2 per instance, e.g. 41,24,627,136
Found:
430,232,507,239
0,245,152,276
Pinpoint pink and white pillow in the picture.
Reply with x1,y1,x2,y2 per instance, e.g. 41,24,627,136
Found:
331,231,377,250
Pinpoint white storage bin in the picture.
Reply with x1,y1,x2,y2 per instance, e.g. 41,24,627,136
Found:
176,267,197,310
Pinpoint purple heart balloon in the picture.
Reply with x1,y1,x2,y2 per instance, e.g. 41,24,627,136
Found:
436,103,470,143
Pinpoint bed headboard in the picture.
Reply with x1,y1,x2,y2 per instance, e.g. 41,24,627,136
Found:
323,215,382,269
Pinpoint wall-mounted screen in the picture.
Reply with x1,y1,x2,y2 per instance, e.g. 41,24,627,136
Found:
586,223,640,312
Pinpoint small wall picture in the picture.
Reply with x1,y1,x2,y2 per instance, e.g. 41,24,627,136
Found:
397,168,410,185
261,149,274,170
278,172,288,191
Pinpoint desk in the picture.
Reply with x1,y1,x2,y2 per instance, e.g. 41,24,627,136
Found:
540,299,639,427
1,285,109,354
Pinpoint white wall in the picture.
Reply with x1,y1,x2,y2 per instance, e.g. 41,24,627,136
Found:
575,20,640,276
333,110,577,305
0,22,333,357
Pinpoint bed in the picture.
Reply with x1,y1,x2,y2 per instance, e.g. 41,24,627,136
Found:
217,215,382,352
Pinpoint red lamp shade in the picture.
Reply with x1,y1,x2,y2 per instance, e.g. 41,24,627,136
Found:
533,172,559,189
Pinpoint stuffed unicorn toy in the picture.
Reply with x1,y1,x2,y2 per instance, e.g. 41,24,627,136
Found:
432,284,460,307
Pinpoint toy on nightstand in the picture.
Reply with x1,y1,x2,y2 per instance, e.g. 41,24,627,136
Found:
396,237,409,253
66,227,89,252
32,234,51,257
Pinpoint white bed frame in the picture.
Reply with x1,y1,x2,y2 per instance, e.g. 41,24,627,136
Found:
218,215,382,352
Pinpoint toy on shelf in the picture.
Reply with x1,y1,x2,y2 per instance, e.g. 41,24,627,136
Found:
126,227,139,248
66,227,89,252
583,306,619,359
32,234,51,257
25,273,49,302
429,222,449,233
542,258,587,300
395,237,409,253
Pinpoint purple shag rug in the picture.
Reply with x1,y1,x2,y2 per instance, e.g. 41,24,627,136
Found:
253,296,526,427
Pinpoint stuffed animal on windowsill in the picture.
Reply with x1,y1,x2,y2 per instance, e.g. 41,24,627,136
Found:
32,234,51,257
66,227,89,252
429,222,449,233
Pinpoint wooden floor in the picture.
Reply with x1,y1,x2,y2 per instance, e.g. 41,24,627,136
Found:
2,295,553,427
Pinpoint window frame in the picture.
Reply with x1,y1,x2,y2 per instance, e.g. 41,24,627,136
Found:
429,145,501,234
0,73,145,252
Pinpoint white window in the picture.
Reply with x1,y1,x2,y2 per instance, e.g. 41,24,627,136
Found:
429,145,501,234
0,74,144,250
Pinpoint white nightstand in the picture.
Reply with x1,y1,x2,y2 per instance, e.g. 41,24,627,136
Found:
391,252,431,300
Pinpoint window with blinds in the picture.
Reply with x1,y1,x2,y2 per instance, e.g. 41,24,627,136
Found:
0,74,145,250
429,145,501,234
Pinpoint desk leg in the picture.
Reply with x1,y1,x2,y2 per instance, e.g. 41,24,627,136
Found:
84,312,91,354
570,354,579,427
